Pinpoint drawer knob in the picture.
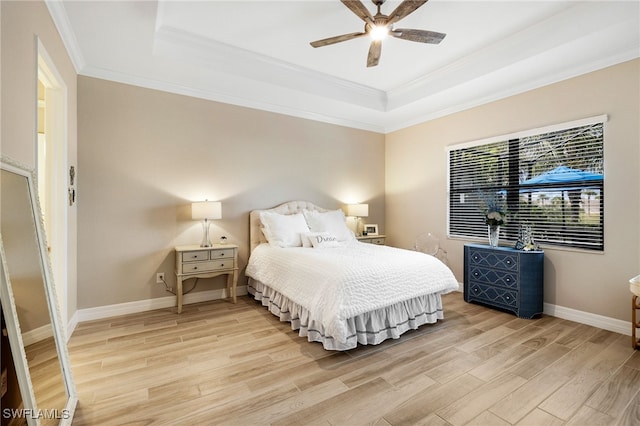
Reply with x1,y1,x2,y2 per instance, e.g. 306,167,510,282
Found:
474,272,479,277
506,296,511,300
220,263,224,267
220,253,225,257
193,266,198,270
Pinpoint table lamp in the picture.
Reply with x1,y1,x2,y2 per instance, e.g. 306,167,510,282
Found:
192,200,222,247
347,203,369,236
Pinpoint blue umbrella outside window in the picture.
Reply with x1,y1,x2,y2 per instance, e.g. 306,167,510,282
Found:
519,165,603,223
520,165,603,187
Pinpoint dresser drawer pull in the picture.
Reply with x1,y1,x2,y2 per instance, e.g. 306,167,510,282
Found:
473,272,479,277
193,266,198,270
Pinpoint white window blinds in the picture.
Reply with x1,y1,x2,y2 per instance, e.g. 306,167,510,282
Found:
447,116,606,251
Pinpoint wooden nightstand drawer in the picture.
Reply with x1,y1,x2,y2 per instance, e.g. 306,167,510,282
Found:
357,235,386,245
210,248,235,259
367,238,385,245
183,250,210,261
182,259,233,273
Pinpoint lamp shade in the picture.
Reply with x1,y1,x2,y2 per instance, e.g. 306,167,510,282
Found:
192,201,222,220
347,203,369,217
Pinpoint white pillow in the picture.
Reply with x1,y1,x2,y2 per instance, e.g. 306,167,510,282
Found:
308,232,343,248
259,211,310,247
303,209,354,242
300,232,313,248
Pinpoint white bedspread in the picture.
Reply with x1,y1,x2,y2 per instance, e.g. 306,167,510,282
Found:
245,242,459,344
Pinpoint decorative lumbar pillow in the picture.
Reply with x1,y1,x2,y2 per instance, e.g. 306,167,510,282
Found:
260,211,310,247
302,209,354,242
308,232,343,248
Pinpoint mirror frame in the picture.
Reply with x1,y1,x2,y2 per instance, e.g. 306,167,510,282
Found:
0,155,77,425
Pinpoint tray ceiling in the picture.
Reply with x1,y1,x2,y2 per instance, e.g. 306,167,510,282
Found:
47,0,640,133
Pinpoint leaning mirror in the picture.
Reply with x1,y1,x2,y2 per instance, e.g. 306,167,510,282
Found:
0,156,77,425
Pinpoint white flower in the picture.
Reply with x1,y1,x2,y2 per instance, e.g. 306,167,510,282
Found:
487,211,502,221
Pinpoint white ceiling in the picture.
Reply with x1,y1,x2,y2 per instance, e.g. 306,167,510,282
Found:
47,0,640,133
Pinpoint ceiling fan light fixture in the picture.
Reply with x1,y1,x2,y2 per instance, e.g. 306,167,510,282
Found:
370,24,389,41
309,0,445,67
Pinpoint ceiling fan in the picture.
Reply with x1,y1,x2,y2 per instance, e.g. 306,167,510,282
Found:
310,0,446,67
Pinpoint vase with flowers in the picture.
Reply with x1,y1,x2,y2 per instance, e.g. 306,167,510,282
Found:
480,192,507,247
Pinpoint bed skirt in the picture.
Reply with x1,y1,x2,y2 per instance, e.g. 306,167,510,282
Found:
247,278,446,351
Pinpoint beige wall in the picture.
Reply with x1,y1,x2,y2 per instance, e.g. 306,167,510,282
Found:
77,76,385,308
386,59,640,322
1,1,78,320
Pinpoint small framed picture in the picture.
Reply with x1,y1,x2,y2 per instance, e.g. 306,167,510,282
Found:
363,224,379,236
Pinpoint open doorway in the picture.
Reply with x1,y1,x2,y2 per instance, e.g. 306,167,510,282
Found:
37,40,69,328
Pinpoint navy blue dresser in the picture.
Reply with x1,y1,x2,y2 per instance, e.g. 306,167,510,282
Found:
464,243,544,319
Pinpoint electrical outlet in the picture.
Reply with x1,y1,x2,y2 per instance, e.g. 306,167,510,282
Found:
156,272,165,284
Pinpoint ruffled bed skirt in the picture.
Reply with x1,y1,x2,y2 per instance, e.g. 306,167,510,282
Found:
247,278,446,351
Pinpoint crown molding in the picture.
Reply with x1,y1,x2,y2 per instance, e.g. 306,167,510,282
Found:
44,0,85,73
154,25,387,112
387,1,640,111
79,65,388,133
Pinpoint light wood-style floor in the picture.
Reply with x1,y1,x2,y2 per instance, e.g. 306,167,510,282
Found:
68,292,640,425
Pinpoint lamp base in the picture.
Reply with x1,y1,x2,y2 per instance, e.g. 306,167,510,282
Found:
200,219,212,247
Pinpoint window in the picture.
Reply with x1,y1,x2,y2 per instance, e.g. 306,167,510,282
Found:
448,116,606,251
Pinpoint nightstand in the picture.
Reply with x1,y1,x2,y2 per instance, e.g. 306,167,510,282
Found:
175,244,238,314
357,235,386,245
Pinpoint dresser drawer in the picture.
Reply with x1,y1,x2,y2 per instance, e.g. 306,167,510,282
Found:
182,259,234,273
467,282,518,309
182,250,210,262
468,248,518,272
210,248,235,259
468,266,518,289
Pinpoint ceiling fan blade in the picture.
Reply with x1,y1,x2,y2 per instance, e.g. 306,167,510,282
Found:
391,29,446,44
310,32,367,48
387,0,429,26
341,0,374,24
367,40,382,67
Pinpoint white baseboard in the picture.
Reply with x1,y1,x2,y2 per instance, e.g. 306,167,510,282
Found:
22,323,53,346
70,286,248,327
544,302,631,336
65,285,630,340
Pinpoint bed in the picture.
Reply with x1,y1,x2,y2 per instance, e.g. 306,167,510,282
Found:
246,201,459,350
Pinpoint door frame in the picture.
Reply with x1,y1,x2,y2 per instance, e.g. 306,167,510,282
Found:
36,38,69,329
